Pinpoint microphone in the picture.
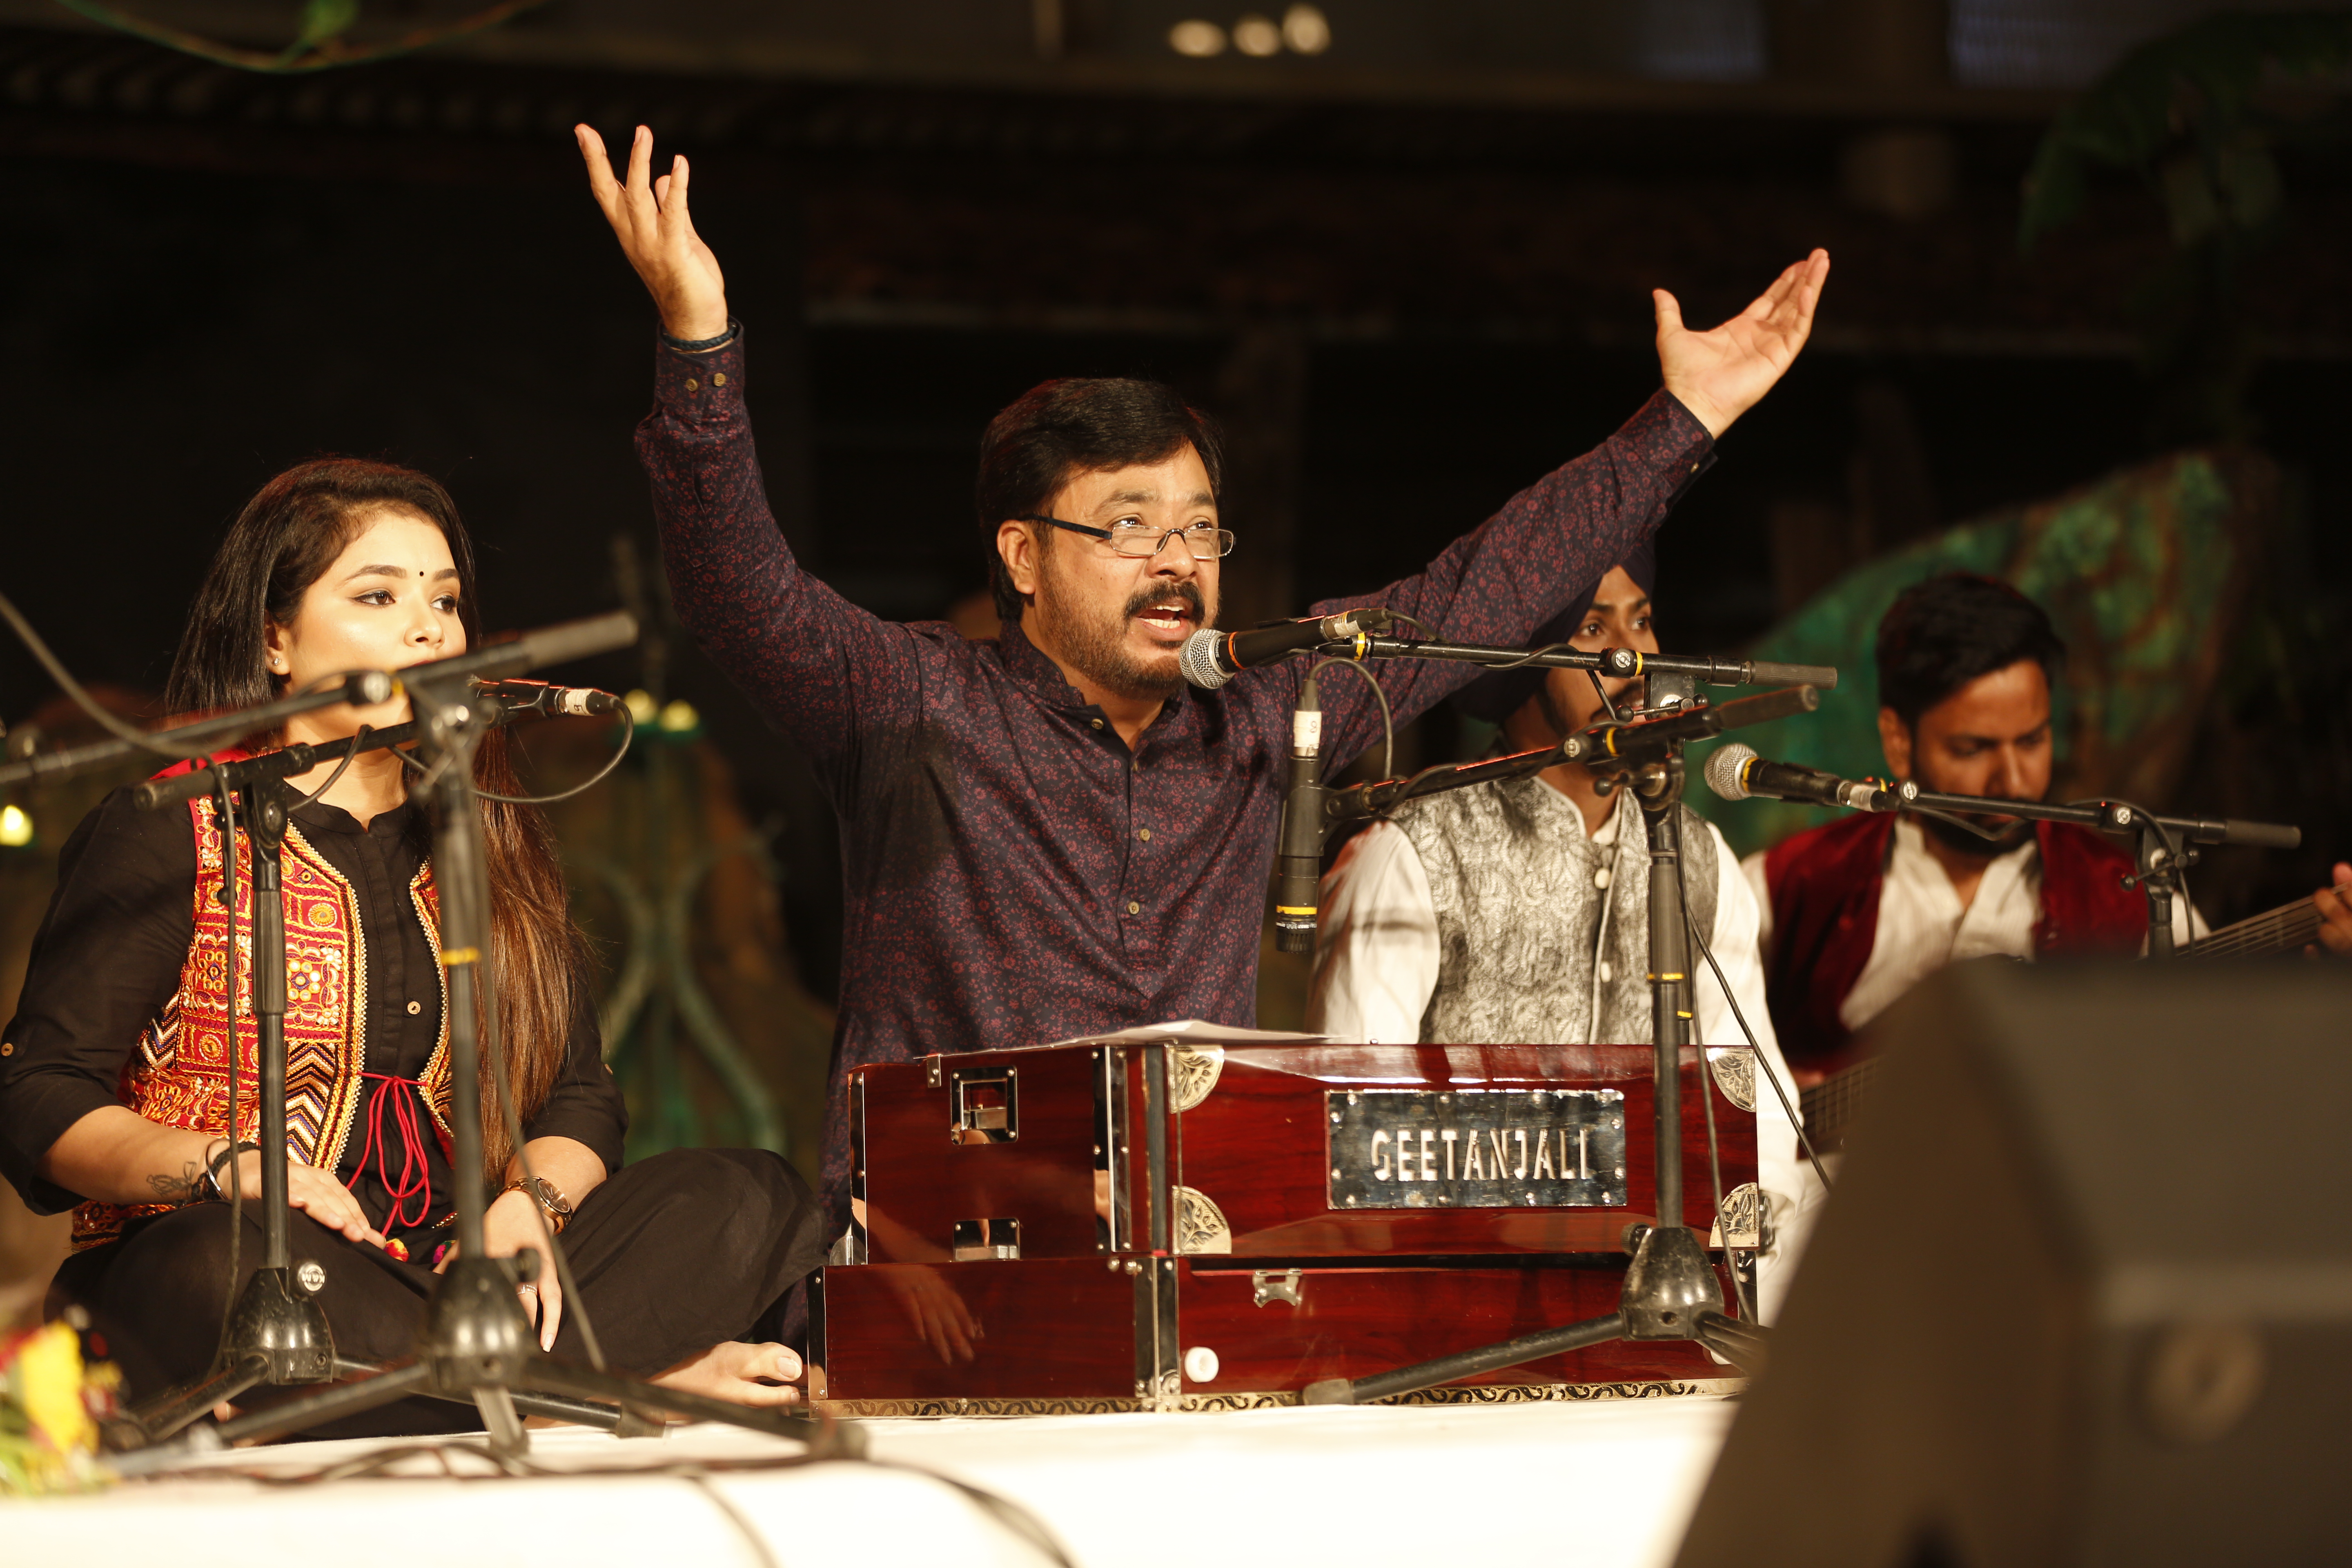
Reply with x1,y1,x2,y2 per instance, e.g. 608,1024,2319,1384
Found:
1577,682,1820,765
1704,743,1891,811
472,678,626,719
1179,608,1396,690
1271,670,1329,954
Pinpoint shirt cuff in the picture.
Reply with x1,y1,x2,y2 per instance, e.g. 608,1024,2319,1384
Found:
653,327,747,427
1614,388,1719,507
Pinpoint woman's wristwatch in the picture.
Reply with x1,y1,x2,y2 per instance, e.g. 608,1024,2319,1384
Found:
503,1174,575,1234
199,1140,261,1203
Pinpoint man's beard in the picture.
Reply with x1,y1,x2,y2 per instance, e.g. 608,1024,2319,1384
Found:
1918,800,2038,858
1054,578,1209,702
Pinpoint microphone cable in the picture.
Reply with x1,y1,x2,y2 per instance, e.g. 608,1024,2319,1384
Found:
1670,842,1833,1195
1306,656,1395,784
394,702,635,806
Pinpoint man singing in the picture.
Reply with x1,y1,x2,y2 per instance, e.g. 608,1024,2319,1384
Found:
577,125,1830,1230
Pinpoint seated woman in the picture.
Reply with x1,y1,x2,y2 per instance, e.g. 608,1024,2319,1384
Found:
0,457,824,1433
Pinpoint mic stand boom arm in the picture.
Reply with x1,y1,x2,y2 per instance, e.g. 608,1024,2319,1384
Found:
1839,781,2299,960
1331,635,1839,691
1319,682,1827,833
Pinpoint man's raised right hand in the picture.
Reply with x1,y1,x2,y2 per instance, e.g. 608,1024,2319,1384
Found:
576,124,730,342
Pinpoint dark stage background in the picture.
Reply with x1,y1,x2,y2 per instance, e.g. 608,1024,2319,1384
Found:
0,3,2345,1171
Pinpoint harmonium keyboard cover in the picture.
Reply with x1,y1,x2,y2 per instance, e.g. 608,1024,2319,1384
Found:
813,1031,1762,1414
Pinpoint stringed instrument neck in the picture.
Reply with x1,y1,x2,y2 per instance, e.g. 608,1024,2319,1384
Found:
1798,894,2324,1147
2178,895,2324,960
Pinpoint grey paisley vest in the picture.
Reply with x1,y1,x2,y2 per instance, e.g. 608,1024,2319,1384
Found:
1393,776,1718,1045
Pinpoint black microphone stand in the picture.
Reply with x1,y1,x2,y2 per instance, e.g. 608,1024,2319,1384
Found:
1285,679,1822,1404
91,624,857,1463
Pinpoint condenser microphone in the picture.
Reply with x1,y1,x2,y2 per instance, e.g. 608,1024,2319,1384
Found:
1179,608,1397,690
471,678,626,719
1705,743,1889,811
1272,672,1328,953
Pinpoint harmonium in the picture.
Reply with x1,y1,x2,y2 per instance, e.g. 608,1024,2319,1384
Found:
811,1026,1761,1416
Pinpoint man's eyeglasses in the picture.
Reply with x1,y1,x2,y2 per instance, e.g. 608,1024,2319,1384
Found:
1020,514,1236,561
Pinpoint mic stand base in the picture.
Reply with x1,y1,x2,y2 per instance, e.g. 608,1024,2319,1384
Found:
112,1254,858,1462
1300,1222,1768,1405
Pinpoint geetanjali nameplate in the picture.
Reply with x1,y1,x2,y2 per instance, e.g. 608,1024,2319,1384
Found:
1325,1087,1628,1209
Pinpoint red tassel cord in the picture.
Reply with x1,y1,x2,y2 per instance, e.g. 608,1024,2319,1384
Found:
344,1072,434,1237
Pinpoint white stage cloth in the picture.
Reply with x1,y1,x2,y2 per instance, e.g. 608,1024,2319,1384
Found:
11,1396,1737,1566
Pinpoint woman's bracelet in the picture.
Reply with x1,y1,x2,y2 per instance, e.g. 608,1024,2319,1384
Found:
200,1139,261,1203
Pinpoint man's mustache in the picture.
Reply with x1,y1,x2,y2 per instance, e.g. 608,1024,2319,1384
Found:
1124,581,1205,621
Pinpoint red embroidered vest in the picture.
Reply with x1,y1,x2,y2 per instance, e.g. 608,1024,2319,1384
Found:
1760,811,2145,1075
72,760,453,1250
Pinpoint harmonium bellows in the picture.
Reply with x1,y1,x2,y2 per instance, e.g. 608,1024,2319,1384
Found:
812,1034,1760,1415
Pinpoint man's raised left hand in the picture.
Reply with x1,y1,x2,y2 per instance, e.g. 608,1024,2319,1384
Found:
1655,249,1831,438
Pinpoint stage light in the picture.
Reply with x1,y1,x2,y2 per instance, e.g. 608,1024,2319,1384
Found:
1232,13,1281,56
1169,19,1226,56
1282,4,1331,54
624,688,657,724
657,699,700,733
0,804,31,846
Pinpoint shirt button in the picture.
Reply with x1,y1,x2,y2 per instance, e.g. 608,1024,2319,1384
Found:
1089,718,1105,731
406,1000,422,1016
1137,829,1152,842
712,372,728,386
0,1042,12,1057
684,377,699,391
1126,901,1142,916
1599,961,1614,983
1594,867,1611,890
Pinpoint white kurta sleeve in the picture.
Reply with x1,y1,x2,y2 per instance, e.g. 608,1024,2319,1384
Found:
1741,845,1775,958
1700,820,1822,1324
1306,821,1441,1045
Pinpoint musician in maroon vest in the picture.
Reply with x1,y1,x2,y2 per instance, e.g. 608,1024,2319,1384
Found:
1740,575,2192,1080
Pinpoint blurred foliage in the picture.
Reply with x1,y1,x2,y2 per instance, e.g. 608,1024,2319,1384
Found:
51,0,550,74
1687,449,2274,862
2018,12,2352,442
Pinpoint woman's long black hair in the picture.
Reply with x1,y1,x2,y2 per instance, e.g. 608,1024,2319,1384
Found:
167,457,584,1181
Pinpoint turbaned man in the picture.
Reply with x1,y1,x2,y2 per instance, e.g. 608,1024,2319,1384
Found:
577,125,1831,1231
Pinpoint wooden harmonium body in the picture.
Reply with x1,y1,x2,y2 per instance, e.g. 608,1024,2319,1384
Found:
813,1036,1760,1415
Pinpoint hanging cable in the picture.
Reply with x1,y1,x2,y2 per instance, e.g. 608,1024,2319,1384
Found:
1307,657,1394,782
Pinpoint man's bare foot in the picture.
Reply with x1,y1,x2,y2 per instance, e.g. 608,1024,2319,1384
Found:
651,1341,804,1408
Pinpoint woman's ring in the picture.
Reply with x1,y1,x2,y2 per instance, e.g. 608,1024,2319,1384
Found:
518,1283,538,1295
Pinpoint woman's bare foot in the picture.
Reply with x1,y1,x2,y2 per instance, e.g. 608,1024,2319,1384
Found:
651,1341,804,1408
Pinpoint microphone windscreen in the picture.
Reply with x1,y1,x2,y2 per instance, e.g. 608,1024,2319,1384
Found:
1178,628,1232,690
1704,742,1758,802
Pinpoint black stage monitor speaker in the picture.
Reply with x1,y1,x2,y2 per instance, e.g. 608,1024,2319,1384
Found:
1676,958,2352,1568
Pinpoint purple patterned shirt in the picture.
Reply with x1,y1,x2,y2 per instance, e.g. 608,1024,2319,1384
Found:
635,331,1714,1224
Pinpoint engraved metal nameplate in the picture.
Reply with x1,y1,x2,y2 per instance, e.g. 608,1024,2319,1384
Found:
1325,1088,1627,1209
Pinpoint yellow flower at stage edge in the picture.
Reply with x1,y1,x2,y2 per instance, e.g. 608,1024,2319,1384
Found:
2,1319,121,1495
16,1322,96,1453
